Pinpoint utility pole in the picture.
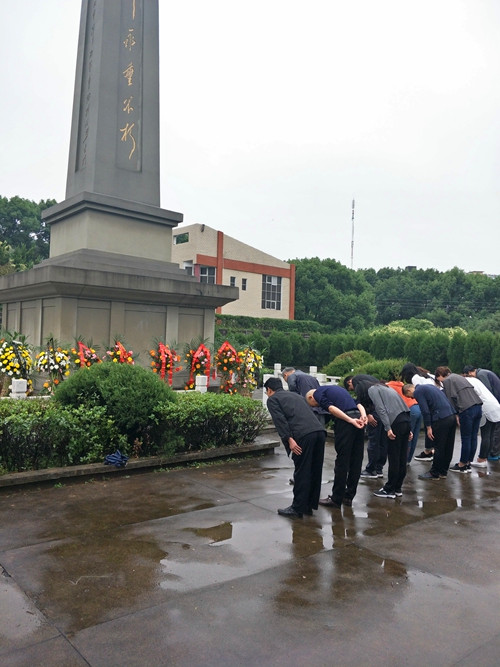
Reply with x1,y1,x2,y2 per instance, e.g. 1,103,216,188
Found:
350,198,355,269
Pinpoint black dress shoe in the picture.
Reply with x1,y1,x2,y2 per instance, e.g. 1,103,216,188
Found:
342,498,353,507
277,505,303,518
318,495,342,509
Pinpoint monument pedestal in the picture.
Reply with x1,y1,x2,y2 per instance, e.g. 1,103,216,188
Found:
0,247,238,383
46,192,183,262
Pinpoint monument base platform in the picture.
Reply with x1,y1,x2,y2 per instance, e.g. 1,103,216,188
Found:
0,249,238,371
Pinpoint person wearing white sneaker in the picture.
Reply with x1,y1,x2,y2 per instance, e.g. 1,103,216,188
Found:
402,382,456,479
463,375,500,469
434,367,482,473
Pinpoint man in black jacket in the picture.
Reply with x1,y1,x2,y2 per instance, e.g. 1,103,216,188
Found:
264,377,326,518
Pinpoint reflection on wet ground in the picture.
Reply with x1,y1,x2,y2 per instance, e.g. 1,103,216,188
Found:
0,436,499,665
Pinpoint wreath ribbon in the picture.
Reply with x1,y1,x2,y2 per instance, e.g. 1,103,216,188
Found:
116,341,128,362
189,343,211,387
157,342,175,384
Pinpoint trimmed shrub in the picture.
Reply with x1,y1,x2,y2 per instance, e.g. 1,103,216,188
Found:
153,393,268,452
348,358,407,382
322,350,374,377
53,362,177,446
0,399,126,472
0,399,56,471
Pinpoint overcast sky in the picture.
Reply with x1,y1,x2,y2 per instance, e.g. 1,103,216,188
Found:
2,1,500,275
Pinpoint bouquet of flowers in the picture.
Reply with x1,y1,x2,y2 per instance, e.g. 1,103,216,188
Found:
216,341,241,394
184,343,211,390
236,346,263,394
0,339,32,379
35,338,71,393
150,342,182,385
70,340,101,368
104,340,135,364
0,337,33,395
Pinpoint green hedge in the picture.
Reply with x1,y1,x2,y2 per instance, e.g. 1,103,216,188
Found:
216,314,326,334
152,393,268,452
0,399,126,473
0,391,268,474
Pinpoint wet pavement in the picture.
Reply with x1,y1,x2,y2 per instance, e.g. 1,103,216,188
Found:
0,435,499,666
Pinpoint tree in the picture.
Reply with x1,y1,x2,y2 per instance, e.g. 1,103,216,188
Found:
292,257,376,330
0,195,55,270
0,241,15,276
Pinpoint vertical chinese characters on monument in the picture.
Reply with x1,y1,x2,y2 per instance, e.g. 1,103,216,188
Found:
118,0,142,170
76,0,97,170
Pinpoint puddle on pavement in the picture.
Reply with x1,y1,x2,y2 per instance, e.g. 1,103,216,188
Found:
158,517,328,593
273,542,409,611
36,535,167,635
189,521,233,543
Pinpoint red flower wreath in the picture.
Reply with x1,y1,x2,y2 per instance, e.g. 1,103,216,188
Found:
150,342,181,385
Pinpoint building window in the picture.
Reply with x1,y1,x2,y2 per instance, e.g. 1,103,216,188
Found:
229,276,236,287
174,232,189,244
242,278,247,291
200,266,216,284
183,261,193,276
262,275,281,310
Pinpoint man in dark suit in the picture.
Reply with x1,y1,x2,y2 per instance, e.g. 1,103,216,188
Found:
264,377,326,518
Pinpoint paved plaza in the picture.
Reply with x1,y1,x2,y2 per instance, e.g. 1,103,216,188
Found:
0,435,499,666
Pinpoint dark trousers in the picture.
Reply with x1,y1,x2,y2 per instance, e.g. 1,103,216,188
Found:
365,411,387,474
383,420,411,494
330,419,365,505
479,420,500,459
430,414,457,476
488,421,500,458
292,431,326,513
458,404,482,464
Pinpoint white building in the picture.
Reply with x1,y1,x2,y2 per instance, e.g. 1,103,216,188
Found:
171,224,295,320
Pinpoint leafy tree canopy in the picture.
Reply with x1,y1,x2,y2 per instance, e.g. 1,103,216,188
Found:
291,258,500,331
290,257,376,330
0,195,56,271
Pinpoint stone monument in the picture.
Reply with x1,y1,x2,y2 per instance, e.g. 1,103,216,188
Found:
0,0,237,371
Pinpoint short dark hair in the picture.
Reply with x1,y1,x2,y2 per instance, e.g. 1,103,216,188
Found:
264,377,284,392
343,375,353,390
463,365,476,375
434,366,451,379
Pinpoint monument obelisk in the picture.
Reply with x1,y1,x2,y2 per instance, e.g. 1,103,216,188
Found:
0,0,237,373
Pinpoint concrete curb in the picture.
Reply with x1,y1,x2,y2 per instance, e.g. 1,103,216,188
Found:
0,435,280,488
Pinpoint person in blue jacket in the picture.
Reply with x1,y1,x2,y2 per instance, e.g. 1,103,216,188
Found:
306,384,366,509
403,383,456,479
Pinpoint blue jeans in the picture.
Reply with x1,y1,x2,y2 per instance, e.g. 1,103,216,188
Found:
458,404,482,464
408,404,422,462
365,411,387,474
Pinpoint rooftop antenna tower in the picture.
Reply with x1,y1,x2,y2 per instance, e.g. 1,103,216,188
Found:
350,198,355,269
